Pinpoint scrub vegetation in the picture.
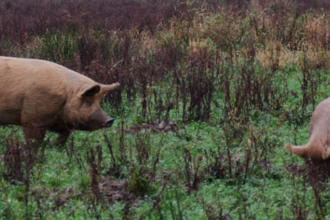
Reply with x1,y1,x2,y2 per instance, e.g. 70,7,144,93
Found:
1,0,330,219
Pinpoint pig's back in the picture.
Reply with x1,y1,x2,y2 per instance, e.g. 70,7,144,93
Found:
309,97,330,141
0,57,87,125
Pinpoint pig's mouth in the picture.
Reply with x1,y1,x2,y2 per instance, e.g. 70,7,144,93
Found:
105,118,114,128
72,118,115,131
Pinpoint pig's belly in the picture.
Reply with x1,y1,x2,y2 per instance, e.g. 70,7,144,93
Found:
0,109,21,125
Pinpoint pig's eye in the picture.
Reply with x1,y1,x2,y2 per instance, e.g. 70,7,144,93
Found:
85,101,94,107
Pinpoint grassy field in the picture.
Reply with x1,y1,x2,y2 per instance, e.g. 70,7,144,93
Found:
2,0,330,219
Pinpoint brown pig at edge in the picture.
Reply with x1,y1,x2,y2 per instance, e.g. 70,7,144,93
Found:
0,56,120,145
285,97,330,162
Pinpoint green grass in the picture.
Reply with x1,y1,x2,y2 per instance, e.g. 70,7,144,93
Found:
0,72,329,219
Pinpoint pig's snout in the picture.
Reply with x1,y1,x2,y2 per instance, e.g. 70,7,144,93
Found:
105,118,114,128
89,109,115,130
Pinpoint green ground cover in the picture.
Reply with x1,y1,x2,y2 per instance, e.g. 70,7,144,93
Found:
1,0,330,219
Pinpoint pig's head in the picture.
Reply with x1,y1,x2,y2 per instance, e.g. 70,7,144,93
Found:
64,82,120,131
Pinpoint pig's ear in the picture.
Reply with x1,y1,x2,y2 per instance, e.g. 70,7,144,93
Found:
80,85,101,97
101,82,120,94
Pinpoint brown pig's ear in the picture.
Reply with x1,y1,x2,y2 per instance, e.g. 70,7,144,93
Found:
80,85,101,97
101,82,120,94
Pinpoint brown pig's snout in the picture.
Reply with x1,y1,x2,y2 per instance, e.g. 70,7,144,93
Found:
105,118,115,128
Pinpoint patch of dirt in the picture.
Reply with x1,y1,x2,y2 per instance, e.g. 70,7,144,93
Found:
100,177,137,205
285,163,306,175
32,177,138,208
51,188,76,208
32,187,77,209
285,162,330,183
125,120,178,133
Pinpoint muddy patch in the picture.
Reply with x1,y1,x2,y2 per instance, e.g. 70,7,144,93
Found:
124,120,178,134
100,177,137,205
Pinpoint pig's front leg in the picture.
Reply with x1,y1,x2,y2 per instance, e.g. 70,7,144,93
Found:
55,130,71,146
23,123,46,143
